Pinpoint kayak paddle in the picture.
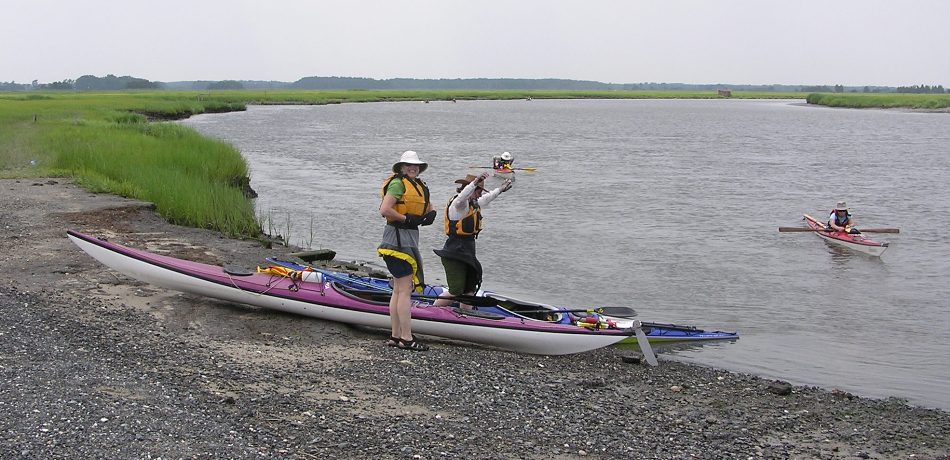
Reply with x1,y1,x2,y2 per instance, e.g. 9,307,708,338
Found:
633,320,659,366
344,288,508,307
778,227,899,233
502,306,638,318
347,288,637,316
469,166,537,172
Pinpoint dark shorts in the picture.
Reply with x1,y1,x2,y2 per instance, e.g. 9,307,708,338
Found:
441,257,479,295
383,256,413,278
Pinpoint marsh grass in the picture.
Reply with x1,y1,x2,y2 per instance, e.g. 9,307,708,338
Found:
282,212,293,247
45,120,258,235
306,214,316,250
0,121,41,173
256,210,286,246
807,93,950,109
0,93,258,236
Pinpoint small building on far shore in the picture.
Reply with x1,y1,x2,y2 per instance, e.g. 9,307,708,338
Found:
718,89,732,97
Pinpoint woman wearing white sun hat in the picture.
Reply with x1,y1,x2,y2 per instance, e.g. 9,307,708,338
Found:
378,150,437,351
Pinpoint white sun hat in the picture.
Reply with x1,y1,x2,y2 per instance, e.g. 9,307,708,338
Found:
392,150,428,173
835,201,848,211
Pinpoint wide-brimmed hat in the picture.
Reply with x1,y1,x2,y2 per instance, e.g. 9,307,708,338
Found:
455,174,486,191
835,201,849,211
392,150,428,174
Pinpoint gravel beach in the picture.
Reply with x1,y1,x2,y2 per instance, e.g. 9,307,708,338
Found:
2,178,949,459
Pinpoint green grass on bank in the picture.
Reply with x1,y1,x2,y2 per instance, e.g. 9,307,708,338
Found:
47,122,259,236
0,92,257,236
0,89,939,238
806,93,950,109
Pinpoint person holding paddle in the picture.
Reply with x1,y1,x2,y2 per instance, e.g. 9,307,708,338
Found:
471,152,536,173
378,150,438,351
828,201,859,234
492,151,514,170
433,171,513,311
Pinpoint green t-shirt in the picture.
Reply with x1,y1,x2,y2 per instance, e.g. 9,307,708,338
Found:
385,178,405,198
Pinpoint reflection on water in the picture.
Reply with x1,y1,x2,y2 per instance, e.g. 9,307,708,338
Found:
182,99,950,410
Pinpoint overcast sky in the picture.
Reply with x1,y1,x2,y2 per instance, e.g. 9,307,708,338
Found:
4,0,948,87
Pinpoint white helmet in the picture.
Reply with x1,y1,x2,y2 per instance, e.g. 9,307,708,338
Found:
500,151,513,161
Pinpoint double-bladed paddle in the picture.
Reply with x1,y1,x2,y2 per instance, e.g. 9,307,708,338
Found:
346,288,639,317
778,227,900,233
469,166,538,172
279,265,556,309
502,306,639,318
345,288,506,307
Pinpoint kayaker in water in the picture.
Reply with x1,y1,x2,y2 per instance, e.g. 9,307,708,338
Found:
492,151,514,170
433,171,513,311
378,150,437,351
827,201,858,234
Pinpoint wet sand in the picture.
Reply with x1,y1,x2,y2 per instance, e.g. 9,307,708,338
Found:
2,178,949,459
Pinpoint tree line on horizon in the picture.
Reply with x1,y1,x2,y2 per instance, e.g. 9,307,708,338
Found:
1,74,945,93
1,74,161,91
895,84,946,94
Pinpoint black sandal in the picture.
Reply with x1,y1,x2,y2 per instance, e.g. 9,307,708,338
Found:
387,335,418,347
397,339,429,351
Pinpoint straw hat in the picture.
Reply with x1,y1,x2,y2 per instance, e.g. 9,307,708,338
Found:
455,174,486,191
835,201,849,211
392,150,428,173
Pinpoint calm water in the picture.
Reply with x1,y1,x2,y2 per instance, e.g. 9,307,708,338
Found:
182,99,950,410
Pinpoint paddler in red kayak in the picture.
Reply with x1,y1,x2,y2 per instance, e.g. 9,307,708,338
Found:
492,151,514,171
433,171,513,311
827,201,859,234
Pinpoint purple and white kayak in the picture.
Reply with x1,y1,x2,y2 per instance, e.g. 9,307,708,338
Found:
67,230,638,355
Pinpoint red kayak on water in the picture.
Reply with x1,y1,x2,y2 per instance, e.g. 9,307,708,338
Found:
803,214,889,257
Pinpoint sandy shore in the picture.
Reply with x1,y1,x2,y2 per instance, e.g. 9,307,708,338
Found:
2,178,949,459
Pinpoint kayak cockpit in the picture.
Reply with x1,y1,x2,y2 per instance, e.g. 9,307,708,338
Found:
480,294,570,323
330,282,394,305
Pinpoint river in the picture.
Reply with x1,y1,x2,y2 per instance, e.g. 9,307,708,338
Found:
181,99,950,410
